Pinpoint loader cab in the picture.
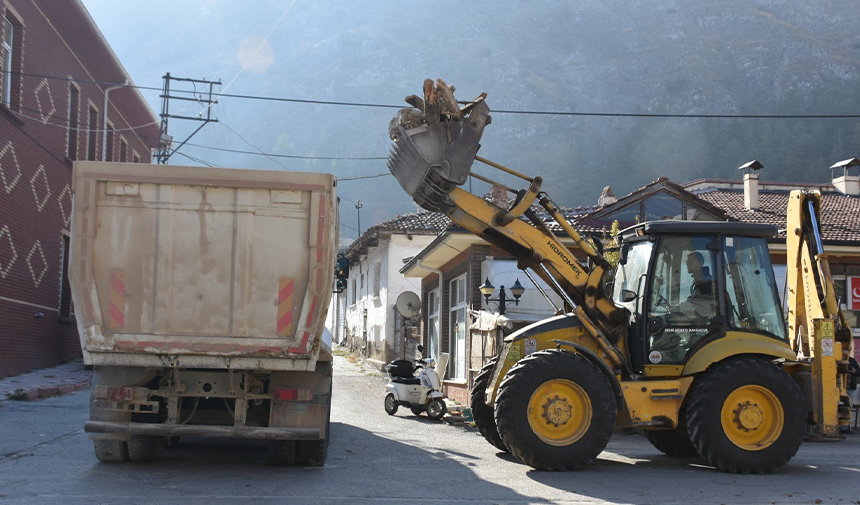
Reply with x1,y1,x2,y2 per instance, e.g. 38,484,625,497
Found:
614,221,787,371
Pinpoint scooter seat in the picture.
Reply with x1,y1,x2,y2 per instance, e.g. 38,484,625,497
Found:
392,376,421,385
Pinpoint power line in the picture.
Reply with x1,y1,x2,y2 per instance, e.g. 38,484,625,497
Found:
7,70,860,119
218,120,290,170
175,151,222,168
180,142,386,160
338,173,391,181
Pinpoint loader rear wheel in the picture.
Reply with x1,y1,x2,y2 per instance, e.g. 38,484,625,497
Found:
471,357,509,453
93,440,129,462
686,357,805,474
495,350,616,471
644,409,699,458
127,435,165,463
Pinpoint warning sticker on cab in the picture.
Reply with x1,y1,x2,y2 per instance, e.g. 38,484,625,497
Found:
507,343,522,362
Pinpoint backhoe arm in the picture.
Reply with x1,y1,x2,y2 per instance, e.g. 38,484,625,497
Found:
785,189,853,437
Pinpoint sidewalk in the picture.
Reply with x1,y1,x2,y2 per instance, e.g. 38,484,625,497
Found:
0,360,92,403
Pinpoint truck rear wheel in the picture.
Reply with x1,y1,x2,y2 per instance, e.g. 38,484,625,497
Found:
686,357,805,474
471,357,508,452
93,440,129,462
127,435,165,463
268,440,297,466
494,350,616,471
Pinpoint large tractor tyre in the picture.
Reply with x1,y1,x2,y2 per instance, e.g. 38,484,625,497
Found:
644,429,699,458
127,435,165,463
494,350,616,471
471,357,509,453
685,357,806,474
93,440,129,462
268,440,297,466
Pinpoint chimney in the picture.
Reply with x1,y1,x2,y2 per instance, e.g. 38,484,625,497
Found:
597,186,617,206
830,158,860,196
738,160,763,211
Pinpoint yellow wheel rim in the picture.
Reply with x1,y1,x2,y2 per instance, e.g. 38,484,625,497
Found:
527,379,591,446
720,385,783,451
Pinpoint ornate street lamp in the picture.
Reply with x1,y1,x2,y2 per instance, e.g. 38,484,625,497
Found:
479,277,525,315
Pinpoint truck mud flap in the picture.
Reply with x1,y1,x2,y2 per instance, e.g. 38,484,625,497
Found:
85,421,320,440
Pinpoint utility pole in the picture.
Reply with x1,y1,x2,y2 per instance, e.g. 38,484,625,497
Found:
155,73,221,164
355,200,363,237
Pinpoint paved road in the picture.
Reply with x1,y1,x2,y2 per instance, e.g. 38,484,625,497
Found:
1,356,859,504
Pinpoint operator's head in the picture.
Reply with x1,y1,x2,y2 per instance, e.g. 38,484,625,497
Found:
686,252,704,276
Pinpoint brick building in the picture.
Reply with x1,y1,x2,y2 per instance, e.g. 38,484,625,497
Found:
0,0,157,377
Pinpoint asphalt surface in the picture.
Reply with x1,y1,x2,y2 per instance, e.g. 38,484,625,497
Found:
1,355,859,505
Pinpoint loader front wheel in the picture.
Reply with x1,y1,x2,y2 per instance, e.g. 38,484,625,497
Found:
471,357,508,453
494,350,616,471
686,357,805,474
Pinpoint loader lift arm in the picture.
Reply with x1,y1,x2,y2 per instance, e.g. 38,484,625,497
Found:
387,79,629,370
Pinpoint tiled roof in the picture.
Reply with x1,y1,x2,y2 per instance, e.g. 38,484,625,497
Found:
694,189,860,243
374,211,451,234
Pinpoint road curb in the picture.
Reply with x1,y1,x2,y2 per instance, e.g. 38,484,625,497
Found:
2,379,91,404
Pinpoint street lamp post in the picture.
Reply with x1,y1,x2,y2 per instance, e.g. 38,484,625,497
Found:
479,278,526,316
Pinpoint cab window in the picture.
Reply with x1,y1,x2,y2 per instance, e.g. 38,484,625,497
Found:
646,235,719,364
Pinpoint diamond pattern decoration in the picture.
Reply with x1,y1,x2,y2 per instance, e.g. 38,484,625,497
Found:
33,78,56,124
58,184,72,227
26,240,48,287
0,225,18,279
30,165,52,212
0,140,22,194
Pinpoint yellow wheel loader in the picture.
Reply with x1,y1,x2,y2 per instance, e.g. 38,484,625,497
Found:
386,79,854,474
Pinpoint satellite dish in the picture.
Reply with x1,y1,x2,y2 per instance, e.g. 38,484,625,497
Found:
395,291,421,318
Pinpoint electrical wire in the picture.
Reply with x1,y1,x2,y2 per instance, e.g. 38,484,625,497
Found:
7,70,860,119
218,120,290,170
338,173,391,181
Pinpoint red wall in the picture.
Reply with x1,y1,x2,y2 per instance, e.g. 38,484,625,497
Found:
0,0,154,377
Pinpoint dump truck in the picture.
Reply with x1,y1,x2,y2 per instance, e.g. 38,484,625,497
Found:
70,161,336,466
386,79,854,473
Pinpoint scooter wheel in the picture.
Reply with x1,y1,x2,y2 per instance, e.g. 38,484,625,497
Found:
426,398,447,420
384,393,398,415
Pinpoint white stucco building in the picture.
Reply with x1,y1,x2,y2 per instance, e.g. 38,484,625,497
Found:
337,212,449,365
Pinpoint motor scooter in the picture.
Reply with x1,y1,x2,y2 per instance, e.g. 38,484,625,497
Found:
384,346,448,420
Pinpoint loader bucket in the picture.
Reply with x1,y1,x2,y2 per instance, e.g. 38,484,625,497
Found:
387,99,491,213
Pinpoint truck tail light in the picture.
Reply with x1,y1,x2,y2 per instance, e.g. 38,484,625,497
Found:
273,388,312,401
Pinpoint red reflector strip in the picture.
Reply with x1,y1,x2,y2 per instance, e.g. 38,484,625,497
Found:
95,386,133,401
273,388,312,401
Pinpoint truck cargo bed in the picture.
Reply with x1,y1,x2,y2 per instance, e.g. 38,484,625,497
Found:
70,162,336,371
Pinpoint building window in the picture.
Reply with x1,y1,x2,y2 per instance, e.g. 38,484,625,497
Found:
1,18,12,107
105,124,114,162
119,137,127,162
59,235,75,321
427,289,439,359
351,279,357,304
67,84,80,160
373,262,381,297
86,105,98,161
132,152,140,163
449,275,467,380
